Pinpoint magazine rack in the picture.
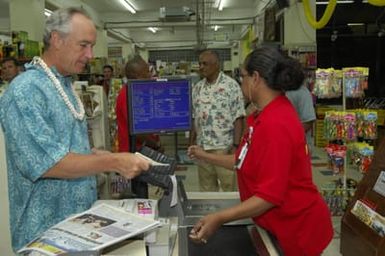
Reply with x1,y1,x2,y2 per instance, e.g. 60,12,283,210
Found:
340,138,385,255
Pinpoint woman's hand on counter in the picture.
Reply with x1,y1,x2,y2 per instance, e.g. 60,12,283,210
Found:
189,212,225,244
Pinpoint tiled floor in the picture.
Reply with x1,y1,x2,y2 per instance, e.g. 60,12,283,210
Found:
159,133,364,255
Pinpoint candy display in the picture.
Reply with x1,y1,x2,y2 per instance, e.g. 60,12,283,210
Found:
349,142,374,174
322,178,357,216
324,111,357,141
322,106,376,217
356,111,378,140
313,67,368,99
333,69,343,98
324,110,377,141
314,68,342,98
342,67,367,98
325,143,347,175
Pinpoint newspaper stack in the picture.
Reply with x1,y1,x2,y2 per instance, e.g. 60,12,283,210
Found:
18,203,160,256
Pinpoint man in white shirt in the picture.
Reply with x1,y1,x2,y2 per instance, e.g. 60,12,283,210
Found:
190,50,245,191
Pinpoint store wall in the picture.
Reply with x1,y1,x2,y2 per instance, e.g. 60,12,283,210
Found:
284,0,316,45
94,29,108,58
138,49,149,62
121,43,135,59
9,0,45,42
240,25,254,64
0,17,9,33
5,0,109,57
231,44,241,70
0,34,11,45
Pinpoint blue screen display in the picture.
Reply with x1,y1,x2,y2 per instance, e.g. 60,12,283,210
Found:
128,79,192,134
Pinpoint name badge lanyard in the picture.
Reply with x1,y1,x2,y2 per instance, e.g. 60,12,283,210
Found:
235,126,253,170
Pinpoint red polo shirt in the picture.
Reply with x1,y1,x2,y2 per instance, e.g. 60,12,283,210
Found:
236,95,333,255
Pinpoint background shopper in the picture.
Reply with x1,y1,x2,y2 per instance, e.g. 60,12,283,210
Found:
98,64,114,97
286,84,316,154
190,49,245,192
1,57,19,83
116,54,162,153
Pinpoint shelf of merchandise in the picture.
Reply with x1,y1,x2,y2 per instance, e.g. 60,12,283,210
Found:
341,75,350,191
339,68,371,192
317,67,373,216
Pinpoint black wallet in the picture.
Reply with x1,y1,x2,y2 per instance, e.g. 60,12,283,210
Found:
136,146,177,190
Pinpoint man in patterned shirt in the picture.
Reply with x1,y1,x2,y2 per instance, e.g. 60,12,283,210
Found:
190,50,245,191
0,8,150,252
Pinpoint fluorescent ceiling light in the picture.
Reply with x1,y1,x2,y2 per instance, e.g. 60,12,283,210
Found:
347,23,365,26
218,0,224,11
119,0,136,14
316,0,353,4
147,27,158,33
44,8,53,17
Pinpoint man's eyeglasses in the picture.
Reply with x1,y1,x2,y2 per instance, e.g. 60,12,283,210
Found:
239,73,249,83
198,61,215,66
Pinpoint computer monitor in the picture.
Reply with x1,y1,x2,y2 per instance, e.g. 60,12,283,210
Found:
127,78,192,135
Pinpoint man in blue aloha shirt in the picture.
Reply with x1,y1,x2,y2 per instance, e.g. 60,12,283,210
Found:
0,7,150,251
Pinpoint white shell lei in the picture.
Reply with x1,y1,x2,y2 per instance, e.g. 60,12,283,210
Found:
32,56,85,120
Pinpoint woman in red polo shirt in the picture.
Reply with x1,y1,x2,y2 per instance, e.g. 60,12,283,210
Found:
188,47,333,256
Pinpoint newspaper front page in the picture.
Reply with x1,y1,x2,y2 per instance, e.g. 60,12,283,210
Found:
18,203,160,256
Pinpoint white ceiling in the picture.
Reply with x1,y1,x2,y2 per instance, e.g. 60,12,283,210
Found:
0,0,266,49
82,0,262,49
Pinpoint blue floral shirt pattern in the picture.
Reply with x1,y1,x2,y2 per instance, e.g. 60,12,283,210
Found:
0,62,97,251
192,72,245,150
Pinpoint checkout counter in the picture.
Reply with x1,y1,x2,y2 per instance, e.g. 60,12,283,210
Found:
102,179,281,256
173,181,281,256
105,179,281,256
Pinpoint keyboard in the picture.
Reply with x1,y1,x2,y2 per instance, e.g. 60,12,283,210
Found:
136,146,177,190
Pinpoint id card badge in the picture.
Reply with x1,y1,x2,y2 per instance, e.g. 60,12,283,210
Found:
235,127,253,170
235,143,248,170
